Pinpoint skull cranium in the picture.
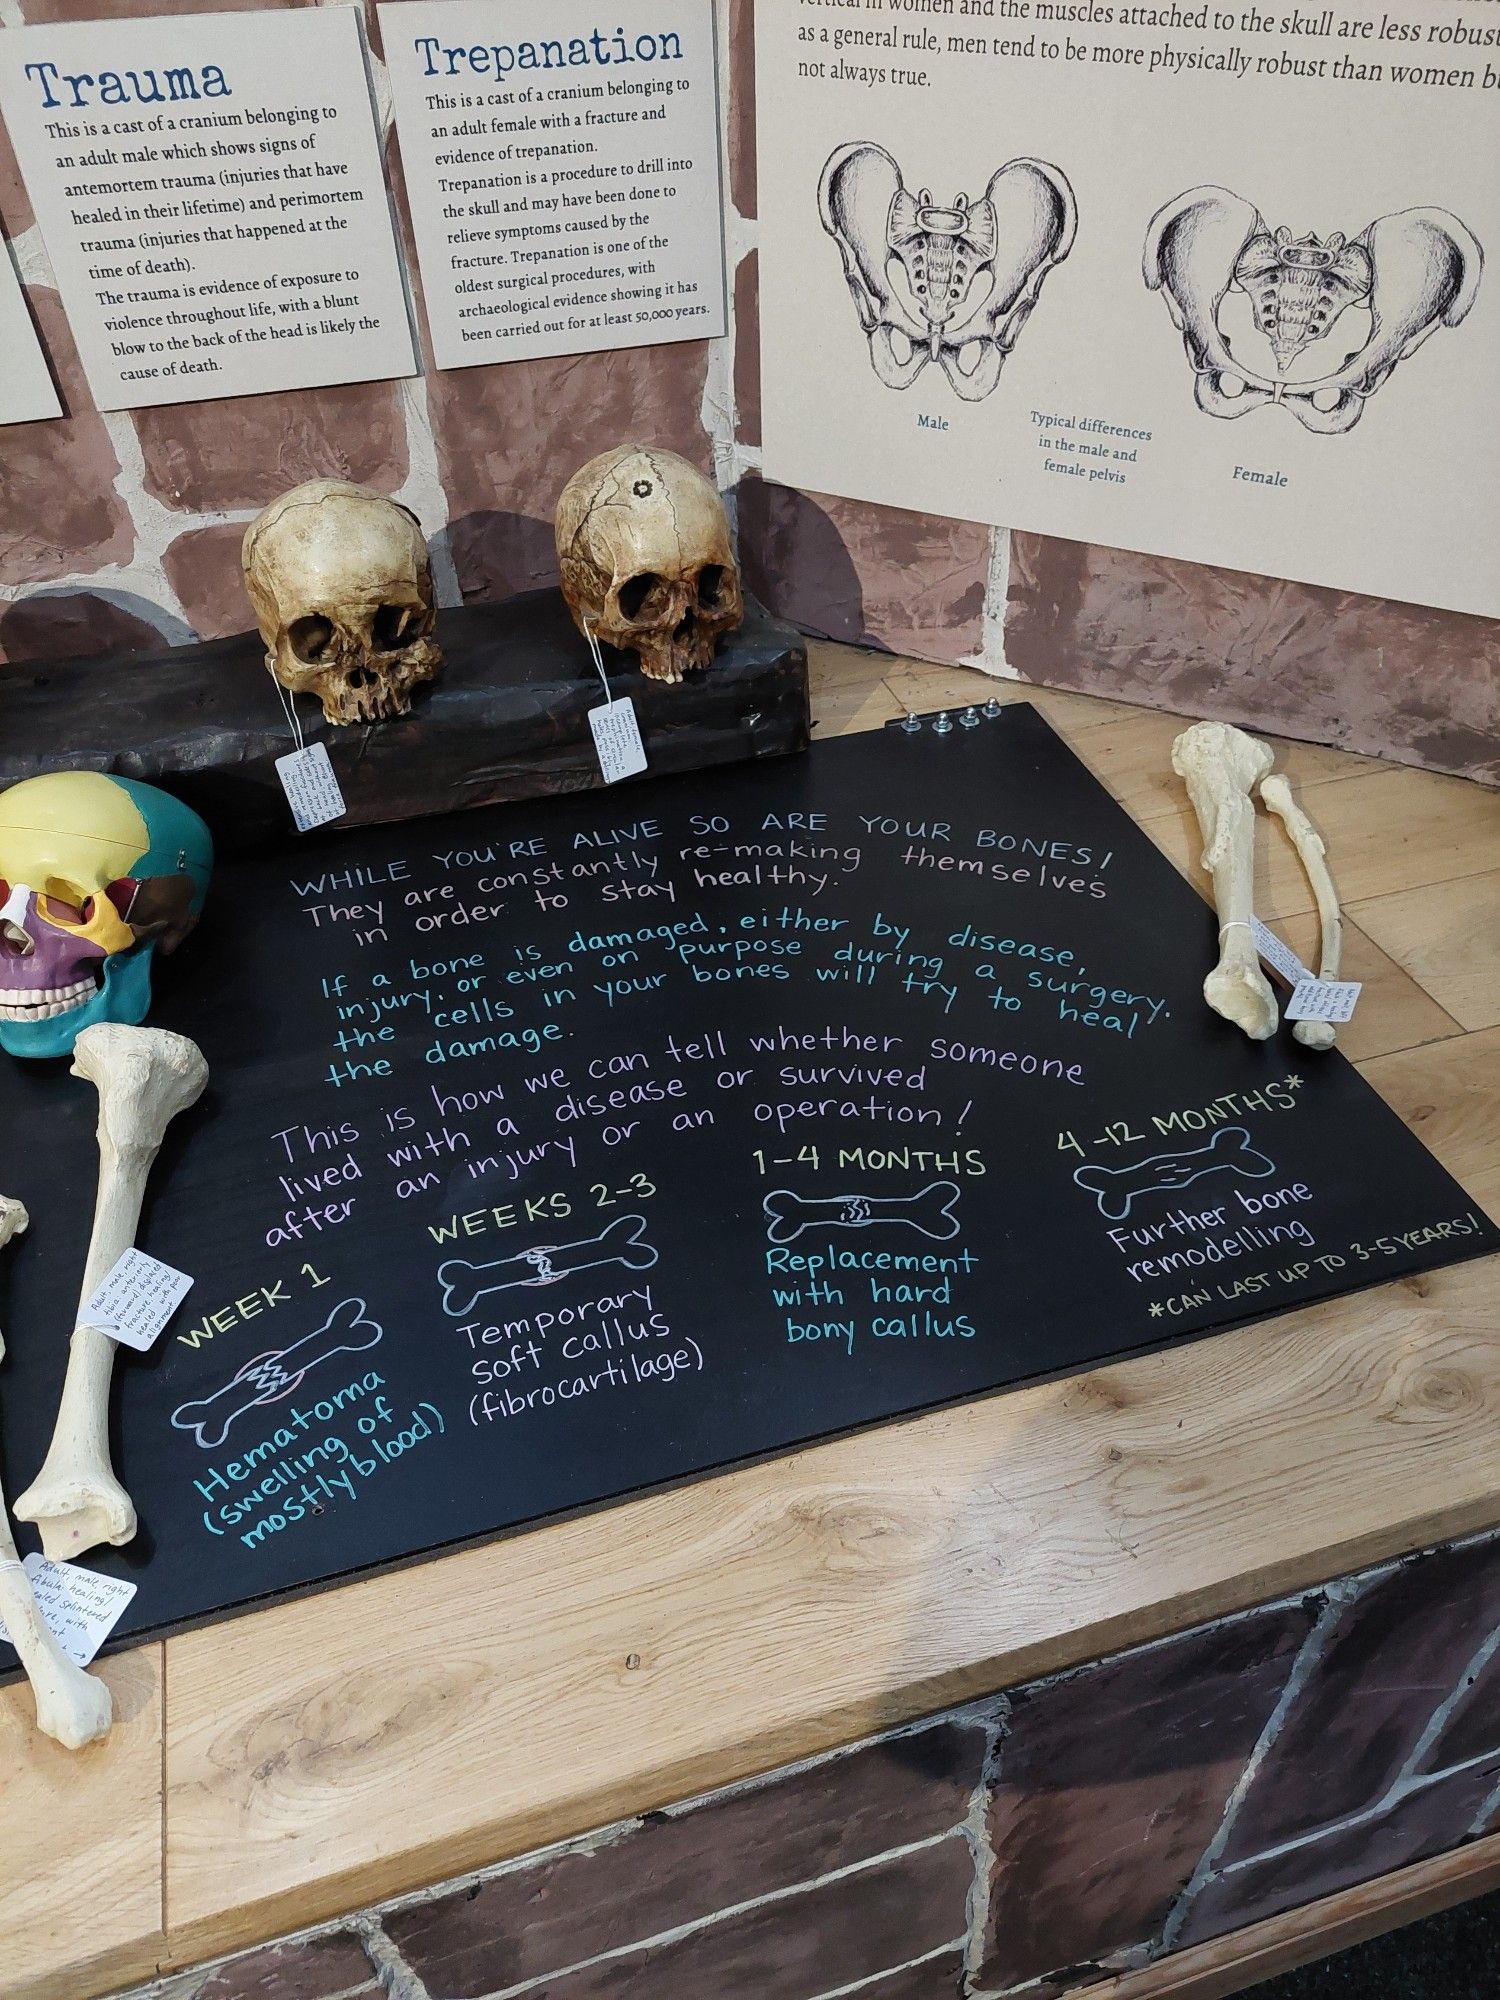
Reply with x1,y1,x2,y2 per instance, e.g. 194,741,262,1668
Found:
242,480,442,726
555,446,744,684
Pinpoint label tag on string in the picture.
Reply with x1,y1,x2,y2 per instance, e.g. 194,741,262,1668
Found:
582,619,647,784
1250,917,1314,987
0,1556,136,1665
276,744,347,832
1287,979,1363,1024
82,1248,193,1353
268,666,345,831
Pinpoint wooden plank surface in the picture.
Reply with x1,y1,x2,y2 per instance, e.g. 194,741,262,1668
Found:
0,1647,163,2000
2,644,1496,2000
1351,869,1500,1032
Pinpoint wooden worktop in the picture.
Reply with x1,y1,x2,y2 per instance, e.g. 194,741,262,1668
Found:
4,647,1498,2000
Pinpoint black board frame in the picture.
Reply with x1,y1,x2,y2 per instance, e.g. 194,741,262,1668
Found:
0,704,1494,1671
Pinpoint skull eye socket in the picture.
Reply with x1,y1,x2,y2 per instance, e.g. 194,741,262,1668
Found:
373,602,426,650
288,612,334,668
617,572,666,623
288,614,335,665
40,879,92,925
696,564,728,609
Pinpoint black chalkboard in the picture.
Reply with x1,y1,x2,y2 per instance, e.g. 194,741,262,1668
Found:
1,707,1494,1663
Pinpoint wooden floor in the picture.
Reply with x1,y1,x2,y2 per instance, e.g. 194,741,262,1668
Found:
3,646,1498,2000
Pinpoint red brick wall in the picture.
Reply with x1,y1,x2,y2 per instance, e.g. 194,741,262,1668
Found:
105,1528,1500,2000
1,0,1495,782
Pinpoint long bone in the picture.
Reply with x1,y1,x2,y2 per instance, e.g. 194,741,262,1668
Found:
1260,774,1344,1052
1171,722,1278,1041
0,1197,112,1749
15,1024,208,1562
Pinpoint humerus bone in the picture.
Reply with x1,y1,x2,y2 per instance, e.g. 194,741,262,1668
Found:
0,1197,112,1749
14,1025,208,1562
1261,774,1344,1052
1171,722,1278,1041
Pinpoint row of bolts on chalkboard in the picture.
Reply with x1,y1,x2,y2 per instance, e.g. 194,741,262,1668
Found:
891,694,1005,734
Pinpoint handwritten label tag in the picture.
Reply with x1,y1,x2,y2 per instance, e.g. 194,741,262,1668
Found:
1251,917,1313,988
82,1248,193,1353
1287,979,1363,1024
276,744,347,832
589,697,648,784
0,1556,136,1666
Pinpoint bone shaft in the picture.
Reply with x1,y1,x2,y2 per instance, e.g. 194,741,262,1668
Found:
1264,783,1343,981
52,1137,157,1461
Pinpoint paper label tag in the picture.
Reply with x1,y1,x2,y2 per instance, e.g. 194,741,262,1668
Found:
276,744,347,832
82,1248,193,1352
1251,917,1314,988
0,1556,136,1666
1287,979,1363,1024
589,698,648,784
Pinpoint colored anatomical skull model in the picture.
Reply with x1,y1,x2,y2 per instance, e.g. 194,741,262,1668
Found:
0,772,213,1058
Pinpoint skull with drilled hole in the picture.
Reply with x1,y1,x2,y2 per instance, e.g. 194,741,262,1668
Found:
555,446,743,685
242,480,442,727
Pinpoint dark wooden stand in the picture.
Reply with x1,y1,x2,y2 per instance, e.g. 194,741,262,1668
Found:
0,591,809,852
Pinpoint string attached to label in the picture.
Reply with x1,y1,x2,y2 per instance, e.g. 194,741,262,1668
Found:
267,664,347,831
267,663,307,756
583,617,648,784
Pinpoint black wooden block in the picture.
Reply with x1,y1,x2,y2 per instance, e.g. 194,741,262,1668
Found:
0,589,809,853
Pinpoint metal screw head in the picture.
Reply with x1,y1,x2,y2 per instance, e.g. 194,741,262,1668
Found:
933,710,953,735
900,711,922,734
983,697,1003,719
959,706,980,728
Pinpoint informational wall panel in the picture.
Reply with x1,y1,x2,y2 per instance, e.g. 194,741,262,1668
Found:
0,713,1492,1664
757,1,1499,619
0,246,61,423
0,7,416,411
381,0,726,369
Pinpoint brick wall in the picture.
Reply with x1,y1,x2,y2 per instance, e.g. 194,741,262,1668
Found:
111,1528,1500,2000
1,0,1495,781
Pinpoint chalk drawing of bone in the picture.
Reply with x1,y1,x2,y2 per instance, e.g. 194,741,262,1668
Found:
439,1213,658,1319
763,1183,962,1247
170,1297,383,1451
1073,1127,1276,1222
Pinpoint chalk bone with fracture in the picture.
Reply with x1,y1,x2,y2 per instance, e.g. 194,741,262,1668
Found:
439,1213,658,1319
763,1183,962,1247
15,1024,208,1561
172,1298,382,1452
1172,722,1278,1041
0,1198,112,1749
1074,1127,1276,1223
1260,775,1344,1051
555,445,744,684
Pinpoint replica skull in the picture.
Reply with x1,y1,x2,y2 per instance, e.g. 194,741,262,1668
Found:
555,446,743,684
1144,188,1483,433
242,480,441,726
819,143,1077,401
0,771,213,1060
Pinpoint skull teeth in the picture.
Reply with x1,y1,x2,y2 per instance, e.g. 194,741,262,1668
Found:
0,979,96,1020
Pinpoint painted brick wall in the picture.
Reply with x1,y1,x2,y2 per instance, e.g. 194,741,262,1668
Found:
110,1528,1500,2000
1,0,1495,781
